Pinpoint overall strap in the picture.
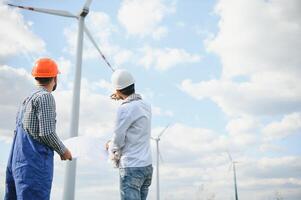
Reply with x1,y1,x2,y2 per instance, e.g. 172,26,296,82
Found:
16,90,42,126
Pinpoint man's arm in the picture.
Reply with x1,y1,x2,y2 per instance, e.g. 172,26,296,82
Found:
111,106,132,153
37,93,70,158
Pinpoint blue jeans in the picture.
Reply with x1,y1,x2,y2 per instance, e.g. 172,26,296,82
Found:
119,165,153,200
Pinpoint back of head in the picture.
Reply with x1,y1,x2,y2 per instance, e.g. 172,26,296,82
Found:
32,58,60,85
111,69,135,95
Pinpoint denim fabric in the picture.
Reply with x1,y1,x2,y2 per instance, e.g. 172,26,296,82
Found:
120,165,153,200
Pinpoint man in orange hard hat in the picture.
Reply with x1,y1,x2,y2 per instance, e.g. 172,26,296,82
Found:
5,58,72,200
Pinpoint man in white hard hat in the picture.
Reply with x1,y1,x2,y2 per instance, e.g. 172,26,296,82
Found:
107,69,153,200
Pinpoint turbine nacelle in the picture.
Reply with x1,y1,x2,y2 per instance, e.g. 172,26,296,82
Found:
151,137,161,142
80,0,92,17
79,8,89,17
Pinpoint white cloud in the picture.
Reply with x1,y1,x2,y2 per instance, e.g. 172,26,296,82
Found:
152,26,168,40
241,156,301,179
0,64,118,142
226,116,259,135
181,0,301,117
57,57,71,75
53,79,119,139
181,72,301,117
117,0,175,39
224,116,260,146
0,65,35,134
263,112,301,141
64,11,133,67
140,88,155,100
63,11,115,58
0,64,120,198
1,1,301,197
113,49,133,66
93,79,113,93
259,143,284,153
207,0,301,79
0,164,5,197
1,86,301,200
91,80,174,117
89,11,116,43
154,123,229,158
139,46,201,71
179,3,301,195
152,105,173,117
0,129,13,143
0,2,45,61
149,123,301,199
0,65,34,104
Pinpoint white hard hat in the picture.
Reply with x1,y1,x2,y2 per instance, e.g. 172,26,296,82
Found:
111,69,135,90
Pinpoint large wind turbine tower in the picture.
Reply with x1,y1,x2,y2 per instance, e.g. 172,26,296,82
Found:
7,1,114,199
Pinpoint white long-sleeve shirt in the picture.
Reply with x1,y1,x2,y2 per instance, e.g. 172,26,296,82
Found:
111,94,152,168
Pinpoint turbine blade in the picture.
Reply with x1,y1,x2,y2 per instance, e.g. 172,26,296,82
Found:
83,25,115,72
228,163,232,172
226,151,233,162
7,3,77,18
158,124,170,138
84,0,93,9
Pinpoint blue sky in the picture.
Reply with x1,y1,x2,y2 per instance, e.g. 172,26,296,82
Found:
0,0,301,199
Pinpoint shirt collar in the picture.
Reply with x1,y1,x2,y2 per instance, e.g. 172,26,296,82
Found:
122,93,142,104
37,85,49,92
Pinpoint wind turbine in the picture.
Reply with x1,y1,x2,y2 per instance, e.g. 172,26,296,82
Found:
227,152,239,200
151,124,170,200
7,1,114,200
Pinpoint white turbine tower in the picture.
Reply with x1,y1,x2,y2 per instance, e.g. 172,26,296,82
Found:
227,152,239,200
7,1,114,200
151,124,170,200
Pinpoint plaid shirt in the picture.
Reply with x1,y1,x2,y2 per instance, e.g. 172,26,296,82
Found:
21,87,66,155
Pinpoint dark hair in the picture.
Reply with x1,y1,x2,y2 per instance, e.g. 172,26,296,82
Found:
35,77,54,85
119,84,135,96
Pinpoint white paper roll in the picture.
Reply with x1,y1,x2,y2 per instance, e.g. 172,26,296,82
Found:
64,136,109,161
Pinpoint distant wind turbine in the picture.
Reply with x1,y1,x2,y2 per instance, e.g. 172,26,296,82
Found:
151,124,170,200
7,1,114,200
227,151,239,200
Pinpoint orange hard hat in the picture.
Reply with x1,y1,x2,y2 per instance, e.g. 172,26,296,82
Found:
32,58,60,78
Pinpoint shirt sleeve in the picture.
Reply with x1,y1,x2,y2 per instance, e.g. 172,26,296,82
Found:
111,106,132,152
40,133,66,155
37,93,66,155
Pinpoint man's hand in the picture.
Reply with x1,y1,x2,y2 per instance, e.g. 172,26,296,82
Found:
110,93,122,101
61,148,72,161
105,140,111,151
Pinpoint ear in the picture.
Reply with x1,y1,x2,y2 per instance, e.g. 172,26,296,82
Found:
116,90,125,100
53,76,57,84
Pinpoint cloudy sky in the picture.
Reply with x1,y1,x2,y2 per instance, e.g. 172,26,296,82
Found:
0,0,301,199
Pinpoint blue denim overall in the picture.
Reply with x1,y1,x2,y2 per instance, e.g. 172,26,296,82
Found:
5,92,54,200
